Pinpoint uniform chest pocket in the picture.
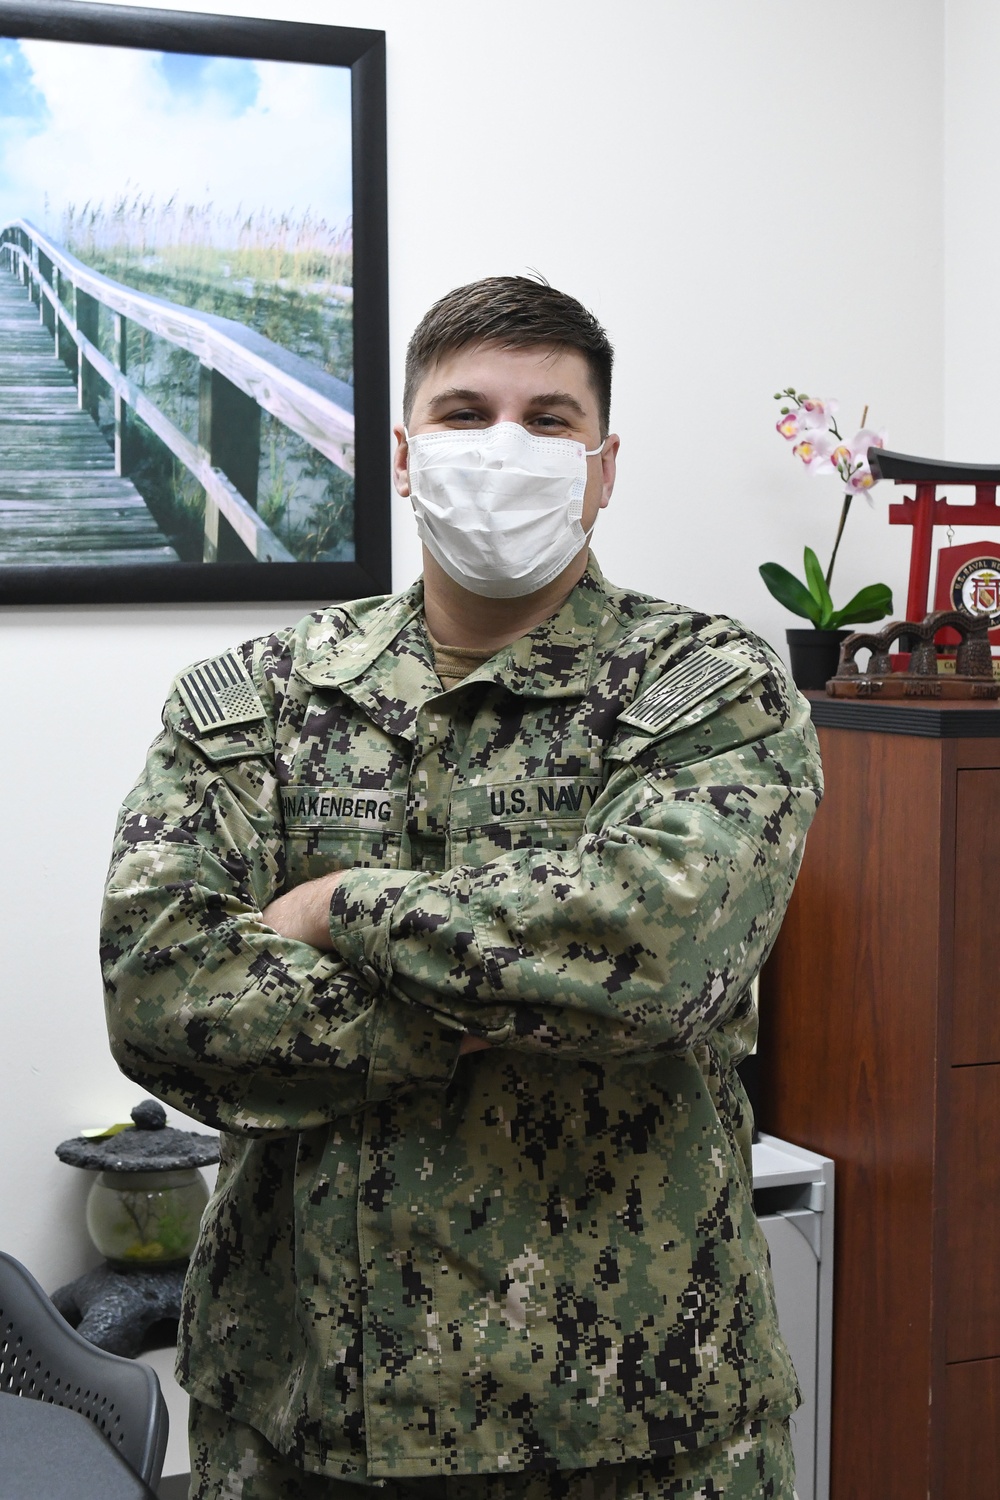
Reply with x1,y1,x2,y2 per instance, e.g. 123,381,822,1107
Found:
280,784,405,882
447,777,602,868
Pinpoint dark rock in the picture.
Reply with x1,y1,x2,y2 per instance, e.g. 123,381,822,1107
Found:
52,1265,186,1358
130,1099,167,1130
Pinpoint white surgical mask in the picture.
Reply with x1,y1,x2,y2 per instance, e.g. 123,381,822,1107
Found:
404,421,605,599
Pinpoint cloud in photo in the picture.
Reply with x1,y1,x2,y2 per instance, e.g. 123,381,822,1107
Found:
0,36,352,237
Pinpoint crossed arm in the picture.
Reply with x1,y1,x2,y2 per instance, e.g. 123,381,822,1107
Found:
259,701,820,1066
262,875,490,1054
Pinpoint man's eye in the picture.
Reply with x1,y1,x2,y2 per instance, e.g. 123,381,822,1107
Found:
444,409,487,425
529,414,567,430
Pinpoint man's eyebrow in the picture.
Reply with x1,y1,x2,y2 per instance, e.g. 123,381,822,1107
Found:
424,388,488,411
525,390,587,418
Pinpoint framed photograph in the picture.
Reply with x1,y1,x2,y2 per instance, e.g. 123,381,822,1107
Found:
0,0,389,604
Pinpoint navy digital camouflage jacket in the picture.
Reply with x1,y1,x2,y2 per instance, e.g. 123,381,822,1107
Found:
101,559,822,1480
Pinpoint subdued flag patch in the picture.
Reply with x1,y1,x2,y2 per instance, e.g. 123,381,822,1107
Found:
176,651,266,734
619,646,750,734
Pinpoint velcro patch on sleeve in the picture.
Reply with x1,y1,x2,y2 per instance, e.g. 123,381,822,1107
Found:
618,646,750,734
176,650,266,734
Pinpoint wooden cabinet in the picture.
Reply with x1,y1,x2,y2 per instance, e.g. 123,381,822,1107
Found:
758,699,1000,1500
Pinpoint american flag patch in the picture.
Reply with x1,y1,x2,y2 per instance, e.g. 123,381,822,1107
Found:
618,647,750,734
176,651,266,734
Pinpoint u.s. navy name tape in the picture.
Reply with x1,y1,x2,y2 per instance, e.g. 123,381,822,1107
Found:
452,779,601,827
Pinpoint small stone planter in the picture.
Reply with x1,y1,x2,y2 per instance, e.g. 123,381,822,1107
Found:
53,1099,219,1355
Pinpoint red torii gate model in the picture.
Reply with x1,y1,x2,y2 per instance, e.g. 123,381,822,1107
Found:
870,448,1000,620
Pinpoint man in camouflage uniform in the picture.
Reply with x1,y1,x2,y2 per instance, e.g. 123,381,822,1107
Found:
101,277,822,1499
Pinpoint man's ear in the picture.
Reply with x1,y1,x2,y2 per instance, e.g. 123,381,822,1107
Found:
600,434,620,509
392,424,410,497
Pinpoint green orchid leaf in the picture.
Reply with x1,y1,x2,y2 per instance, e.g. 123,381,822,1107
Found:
828,583,894,629
759,563,823,625
803,547,836,628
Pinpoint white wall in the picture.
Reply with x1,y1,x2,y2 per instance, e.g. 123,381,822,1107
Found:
946,0,1000,462
938,0,1000,588
945,0,1000,558
1,0,946,1290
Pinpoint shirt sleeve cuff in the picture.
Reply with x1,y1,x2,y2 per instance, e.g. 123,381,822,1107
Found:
367,994,465,1101
328,866,422,981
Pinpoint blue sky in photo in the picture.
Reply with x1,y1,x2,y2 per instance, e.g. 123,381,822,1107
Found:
156,52,261,115
0,36,353,241
0,38,49,126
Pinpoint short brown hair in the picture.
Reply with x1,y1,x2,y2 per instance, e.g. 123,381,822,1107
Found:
403,275,614,435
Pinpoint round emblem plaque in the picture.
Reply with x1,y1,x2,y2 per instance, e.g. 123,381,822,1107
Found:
950,555,1000,628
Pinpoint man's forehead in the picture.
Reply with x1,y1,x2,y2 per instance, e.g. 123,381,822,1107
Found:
413,342,596,407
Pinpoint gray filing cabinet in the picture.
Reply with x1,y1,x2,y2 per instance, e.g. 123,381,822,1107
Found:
752,1133,834,1500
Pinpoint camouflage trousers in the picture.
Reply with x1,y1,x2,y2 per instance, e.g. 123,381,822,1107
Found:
188,1399,796,1500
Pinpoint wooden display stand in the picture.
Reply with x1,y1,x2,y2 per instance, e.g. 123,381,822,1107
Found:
758,696,1000,1500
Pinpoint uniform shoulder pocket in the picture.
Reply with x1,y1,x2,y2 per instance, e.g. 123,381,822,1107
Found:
166,649,273,765
609,643,779,767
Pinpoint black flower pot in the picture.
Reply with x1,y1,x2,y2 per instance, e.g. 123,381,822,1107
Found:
785,628,850,692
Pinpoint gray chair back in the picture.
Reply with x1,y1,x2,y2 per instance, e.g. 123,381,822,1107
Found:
0,1251,168,1487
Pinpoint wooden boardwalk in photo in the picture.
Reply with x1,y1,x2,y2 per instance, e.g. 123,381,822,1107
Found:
0,268,179,567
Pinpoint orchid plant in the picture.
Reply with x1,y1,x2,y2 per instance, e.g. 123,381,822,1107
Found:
761,388,894,629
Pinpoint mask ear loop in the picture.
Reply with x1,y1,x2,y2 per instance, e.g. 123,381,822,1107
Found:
579,438,607,543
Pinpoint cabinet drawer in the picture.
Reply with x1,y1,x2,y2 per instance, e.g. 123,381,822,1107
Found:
944,1063,1000,1362
941,1357,1000,1499
951,769,1000,1064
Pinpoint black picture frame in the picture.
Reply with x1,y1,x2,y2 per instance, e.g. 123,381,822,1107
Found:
0,0,389,605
